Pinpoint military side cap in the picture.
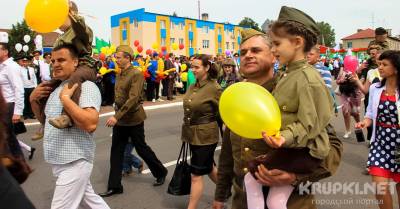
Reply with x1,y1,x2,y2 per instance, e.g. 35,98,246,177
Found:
116,45,134,56
222,58,236,66
241,29,265,44
278,6,320,35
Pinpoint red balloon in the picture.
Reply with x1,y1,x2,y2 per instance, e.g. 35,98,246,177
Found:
137,46,143,53
161,46,167,52
99,53,106,61
134,40,140,47
343,55,359,73
146,49,152,55
165,54,170,60
179,44,184,50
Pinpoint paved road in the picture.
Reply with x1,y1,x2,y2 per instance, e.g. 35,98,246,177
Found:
18,103,396,209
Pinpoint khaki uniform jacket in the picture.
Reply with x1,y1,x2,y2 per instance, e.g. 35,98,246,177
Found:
54,14,93,56
274,60,333,160
181,79,222,145
114,66,146,126
368,40,390,51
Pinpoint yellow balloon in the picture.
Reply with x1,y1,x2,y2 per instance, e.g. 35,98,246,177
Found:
100,47,107,54
25,0,69,33
110,45,116,53
172,43,178,50
219,82,281,139
180,72,188,82
152,43,159,50
181,64,187,71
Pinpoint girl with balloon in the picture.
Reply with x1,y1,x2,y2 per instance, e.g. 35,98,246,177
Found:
336,55,363,139
243,6,334,209
29,1,99,129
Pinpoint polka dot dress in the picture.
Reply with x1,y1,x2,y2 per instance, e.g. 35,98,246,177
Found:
367,92,400,180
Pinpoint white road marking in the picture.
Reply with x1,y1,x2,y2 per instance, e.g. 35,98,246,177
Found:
24,102,183,127
142,146,222,174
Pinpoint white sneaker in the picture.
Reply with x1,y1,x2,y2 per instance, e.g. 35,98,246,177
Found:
157,98,164,102
152,99,156,103
343,131,351,139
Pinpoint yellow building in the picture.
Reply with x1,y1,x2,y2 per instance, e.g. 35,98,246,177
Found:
111,8,245,56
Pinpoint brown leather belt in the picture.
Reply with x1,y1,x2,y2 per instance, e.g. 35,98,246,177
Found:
189,116,217,125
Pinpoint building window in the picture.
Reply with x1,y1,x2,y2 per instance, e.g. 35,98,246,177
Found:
218,28,222,35
347,42,352,48
134,19,138,28
160,20,166,29
122,21,128,41
232,42,235,50
170,38,175,44
202,40,210,49
179,23,184,30
170,22,174,29
179,38,184,45
161,38,166,46
189,40,193,48
203,26,209,33
218,41,222,49
226,42,229,50
189,23,193,32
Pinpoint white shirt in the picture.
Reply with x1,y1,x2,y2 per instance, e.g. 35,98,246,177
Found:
20,66,37,88
39,61,51,82
0,58,25,115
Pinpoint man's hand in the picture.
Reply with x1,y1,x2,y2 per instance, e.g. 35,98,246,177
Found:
60,83,78,101
212,200,226,209
30,82,53,102
261,132,285,148
12,115,21,124
106,116,117,127
255,164,296,187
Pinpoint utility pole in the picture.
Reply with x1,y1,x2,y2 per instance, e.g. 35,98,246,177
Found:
198,0,200,20
370,13,375,29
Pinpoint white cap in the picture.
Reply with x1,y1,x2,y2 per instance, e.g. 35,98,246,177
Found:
0,32,9,43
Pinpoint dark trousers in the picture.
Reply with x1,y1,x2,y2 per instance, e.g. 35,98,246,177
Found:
5,103,23,158
146,79,160,101
107,122,167,190
23,88,34,118
102,76,115,106
167,77,174,100
161,79,168,97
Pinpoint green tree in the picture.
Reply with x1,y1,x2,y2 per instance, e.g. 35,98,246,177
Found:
8,20,37,58
238,17,262,32
316,21,335,47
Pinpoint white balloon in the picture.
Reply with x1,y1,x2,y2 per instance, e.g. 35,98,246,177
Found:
23,35,31,43
36,35,43,41
22,45,29,52
15,43,22,52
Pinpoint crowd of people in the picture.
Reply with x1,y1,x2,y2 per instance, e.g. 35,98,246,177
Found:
1,1,400,209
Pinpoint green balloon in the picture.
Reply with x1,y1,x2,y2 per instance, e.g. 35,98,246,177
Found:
187,69,196,88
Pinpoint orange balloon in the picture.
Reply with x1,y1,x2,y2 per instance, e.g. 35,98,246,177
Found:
25,0,69,33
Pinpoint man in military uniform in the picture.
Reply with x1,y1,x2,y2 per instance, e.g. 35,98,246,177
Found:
100,45,167,197
212,12,343,209
368,27,390,51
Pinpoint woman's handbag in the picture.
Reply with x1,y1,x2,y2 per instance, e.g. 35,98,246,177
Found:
167,142,191,195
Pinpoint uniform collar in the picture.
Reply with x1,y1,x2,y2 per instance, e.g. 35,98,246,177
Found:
195,78,210,88
286,59,307,73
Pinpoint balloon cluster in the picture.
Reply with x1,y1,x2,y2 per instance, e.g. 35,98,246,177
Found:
15,34,32,53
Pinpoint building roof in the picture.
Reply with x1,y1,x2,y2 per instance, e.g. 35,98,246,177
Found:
0,28,59,47
342,28,375,40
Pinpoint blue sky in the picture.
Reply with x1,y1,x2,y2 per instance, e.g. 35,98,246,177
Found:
3,0,400,45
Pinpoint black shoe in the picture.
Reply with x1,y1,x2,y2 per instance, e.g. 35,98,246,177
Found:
29,148,36,160
99,188,123,197
153,170,168,186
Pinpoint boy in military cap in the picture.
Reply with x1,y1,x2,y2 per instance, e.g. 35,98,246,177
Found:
31,1,98,129
368,27,390,51
243,6,334,209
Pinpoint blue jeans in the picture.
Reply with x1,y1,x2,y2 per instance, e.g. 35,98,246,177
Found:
122,143,142,173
